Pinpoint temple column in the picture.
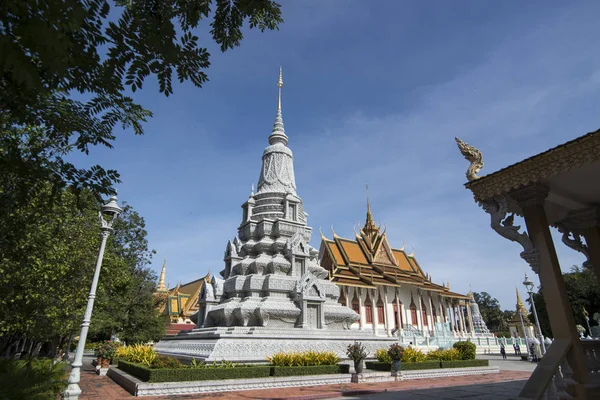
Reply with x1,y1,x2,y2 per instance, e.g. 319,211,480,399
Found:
345,286,350,308
396,290,403,333
439,298,446,323
358,288,365,331
449,302,456,334
457,303,465,335
383,287,392,337
510,185,588,389
417,290,424,333
466,301,474,336
427,294,435,330
371,289,378,335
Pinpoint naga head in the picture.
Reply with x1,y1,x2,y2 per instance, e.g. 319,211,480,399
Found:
455,137,484,181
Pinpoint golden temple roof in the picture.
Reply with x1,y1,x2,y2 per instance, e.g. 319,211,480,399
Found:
319,201,469,299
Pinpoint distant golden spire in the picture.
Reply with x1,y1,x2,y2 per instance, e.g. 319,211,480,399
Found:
364,183,377,232
516,287,528,316
157,258,167,291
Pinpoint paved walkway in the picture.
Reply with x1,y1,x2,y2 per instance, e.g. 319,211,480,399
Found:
79,354,535,400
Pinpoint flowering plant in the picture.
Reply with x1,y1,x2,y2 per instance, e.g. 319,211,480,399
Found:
346,342,368,361
387,343,404,361
94,341,120,360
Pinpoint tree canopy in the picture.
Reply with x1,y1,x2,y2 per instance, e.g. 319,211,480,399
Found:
0,186,166,355
1,0,283,195
530,264,600,338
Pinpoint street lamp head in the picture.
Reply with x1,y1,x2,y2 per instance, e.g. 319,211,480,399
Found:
101,195,122,217
523,273,534,294
99,195,122,230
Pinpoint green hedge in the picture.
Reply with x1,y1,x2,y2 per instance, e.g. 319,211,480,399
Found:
400,361,442,370
366,359,489,371
366,361,441,371
118,361,350,383
271,364,349,377
441,359,489,369
118,361,271,383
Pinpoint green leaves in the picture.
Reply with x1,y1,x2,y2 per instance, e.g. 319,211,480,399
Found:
1,0,283,195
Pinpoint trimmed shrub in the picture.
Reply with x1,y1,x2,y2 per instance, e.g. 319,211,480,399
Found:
150,355,182,369
375,348,392,363
118,360,271,383
425,348,461,361
401,347,426,363
271,364,349,376
441,359,489,369
365,361,391,371
400,361,441,371
266,351,339,366
452,341,476,360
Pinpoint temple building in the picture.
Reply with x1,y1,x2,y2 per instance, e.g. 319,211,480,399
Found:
319,199,484,340
155,259,207,335
507,288,535,339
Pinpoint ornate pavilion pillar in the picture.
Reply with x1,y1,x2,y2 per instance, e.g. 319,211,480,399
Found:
449,300,456,334
427,293,435,327
344,286,351,308
510,186,588,383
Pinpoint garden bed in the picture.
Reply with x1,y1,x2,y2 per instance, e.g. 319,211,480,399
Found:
118,360,349,383
365,359,489,371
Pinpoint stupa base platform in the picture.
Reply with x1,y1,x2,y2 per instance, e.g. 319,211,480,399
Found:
155,326,397,363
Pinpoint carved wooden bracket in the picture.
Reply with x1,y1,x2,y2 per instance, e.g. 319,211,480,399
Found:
556,222,592,269
479,197,540,273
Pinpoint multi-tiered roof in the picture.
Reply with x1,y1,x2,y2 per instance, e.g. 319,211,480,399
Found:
319,200,469,299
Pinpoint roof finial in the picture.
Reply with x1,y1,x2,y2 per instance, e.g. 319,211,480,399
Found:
251,184,255,196
269,66,288,146
157,257,167,291
277,66,283,110
364,183,377,232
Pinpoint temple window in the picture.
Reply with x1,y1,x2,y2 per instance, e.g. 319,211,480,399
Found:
352,302,360,314
393,303,402,327
365,294,373,323
377,305,384,324
289,203,297,221
421,300,428,326
410,306,418,326
365,305,373,323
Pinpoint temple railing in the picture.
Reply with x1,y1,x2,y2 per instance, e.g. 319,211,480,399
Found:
519,338,579,400
580,338,600,382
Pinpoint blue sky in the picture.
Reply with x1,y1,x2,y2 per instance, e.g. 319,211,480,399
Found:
71,0,600,311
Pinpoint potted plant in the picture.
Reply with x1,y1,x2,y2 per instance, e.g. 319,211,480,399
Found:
388,343,404,372
96,341,118,368
346,342,368,373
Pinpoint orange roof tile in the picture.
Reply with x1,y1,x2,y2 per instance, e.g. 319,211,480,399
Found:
339,240,369,264
391,250,415,272
326,241,345,265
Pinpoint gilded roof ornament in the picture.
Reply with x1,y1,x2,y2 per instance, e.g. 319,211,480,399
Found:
516,287,528,317
157,257,167,291
319,226,327,241
399,241,405,251
455,137,484,181
408,245,415,257
330,225,339,238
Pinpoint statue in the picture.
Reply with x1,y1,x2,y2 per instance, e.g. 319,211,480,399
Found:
455,137,484,181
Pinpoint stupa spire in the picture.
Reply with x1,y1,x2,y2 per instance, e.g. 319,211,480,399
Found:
157,258,167,291
269,66,288,146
